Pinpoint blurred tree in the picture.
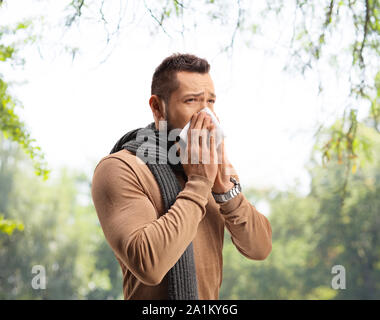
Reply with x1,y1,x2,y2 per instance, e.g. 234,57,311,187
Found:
0,17,49,180
220,123,380,299
1,17,50,234
307,123,380,299
0,135,25,235
0,136,122,299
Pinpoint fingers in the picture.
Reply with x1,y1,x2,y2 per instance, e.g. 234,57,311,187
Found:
191,111,206,130
209,127,217,165
218,140,224,166
200,115,212,162
187,111,213,164
198,113,211,164
187,112,206,157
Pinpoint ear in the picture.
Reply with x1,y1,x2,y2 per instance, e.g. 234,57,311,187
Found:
149,95,166,129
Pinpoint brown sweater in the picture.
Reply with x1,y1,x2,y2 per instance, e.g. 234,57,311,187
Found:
91,149,272,300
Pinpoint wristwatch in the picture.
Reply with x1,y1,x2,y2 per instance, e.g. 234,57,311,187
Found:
212,177,242,203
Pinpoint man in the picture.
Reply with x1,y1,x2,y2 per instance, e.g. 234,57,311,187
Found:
91,53,272,300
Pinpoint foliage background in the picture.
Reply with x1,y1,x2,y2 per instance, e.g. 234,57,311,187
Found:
1,0,379,299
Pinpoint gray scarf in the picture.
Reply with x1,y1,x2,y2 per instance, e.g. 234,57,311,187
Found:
110,122,199,300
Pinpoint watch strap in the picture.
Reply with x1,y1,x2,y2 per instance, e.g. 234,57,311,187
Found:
212,177,242,203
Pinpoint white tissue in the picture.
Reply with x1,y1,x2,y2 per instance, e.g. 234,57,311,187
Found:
179,107,225,147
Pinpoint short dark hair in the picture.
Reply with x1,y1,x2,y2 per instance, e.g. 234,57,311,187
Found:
151,53,210,105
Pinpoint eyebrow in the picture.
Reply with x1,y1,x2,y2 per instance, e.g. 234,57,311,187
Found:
183,92,216,99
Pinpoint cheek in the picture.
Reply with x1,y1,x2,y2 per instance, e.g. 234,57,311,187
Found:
183,110,198,127
171,106,193,127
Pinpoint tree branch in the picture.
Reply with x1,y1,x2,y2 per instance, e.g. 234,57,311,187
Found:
358,0,370,70
143,0,171,38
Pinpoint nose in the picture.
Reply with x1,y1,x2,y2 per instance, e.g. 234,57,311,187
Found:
200,97,209,110
198,99,210,112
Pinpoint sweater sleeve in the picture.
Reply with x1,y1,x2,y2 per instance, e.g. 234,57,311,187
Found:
91,157,213,286
219,191,272,260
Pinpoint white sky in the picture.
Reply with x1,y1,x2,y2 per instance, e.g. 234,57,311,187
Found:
1,0,366,215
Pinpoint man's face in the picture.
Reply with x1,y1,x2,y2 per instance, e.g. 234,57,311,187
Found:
166,71,216,131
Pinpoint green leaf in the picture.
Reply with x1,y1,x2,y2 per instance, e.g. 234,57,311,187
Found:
0,215,24,235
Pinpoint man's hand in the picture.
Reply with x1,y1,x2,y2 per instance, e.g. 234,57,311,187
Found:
181,111,218,183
